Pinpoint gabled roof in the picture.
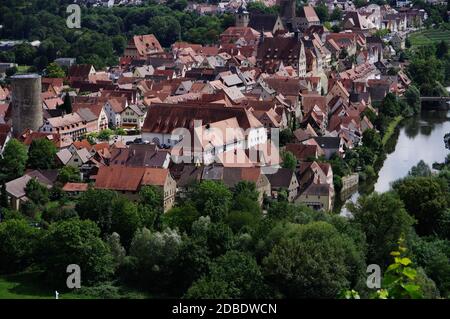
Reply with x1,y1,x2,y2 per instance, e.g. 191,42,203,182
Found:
266,168,296,188
95,166,144,191
6,170,53,198
141,168,170,186
299,5,320,23
142,103,263,134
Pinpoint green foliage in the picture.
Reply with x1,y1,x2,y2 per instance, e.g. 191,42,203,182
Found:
186,251,267,299
161,203,200,234
0,139,28,183
45,62,65,78
404,85,421,115
263,221,364,298
348,192,415,266
126,227,183,293
97,129,114,141
187,181,232,222
247,2,279,15
27,138,57,170
0,219,41,274
38,219,114,286
57,166,81,184
411,236,450,297
315,2,329,22
362,128,382,152
281,151,297,170
25,178,49,206
381,238,423,299
379,93,403,118
59,94,72,114
393,176,449,236
279,128,294,146
408,160,432,177
330,7,343,21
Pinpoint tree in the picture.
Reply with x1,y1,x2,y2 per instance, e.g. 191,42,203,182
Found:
27,138,57,169
109,196,141,248
60,93,73,114
0,219,41,273
348,192,415,266
127,227,183,292
97,129,114,141
0,139,28,182
279,128,294,146
25,178,49,206
281,151,297,170
330,7,343,21
0,183,9,208
38,219,114,286
45,62,65,78
404,85,421,115
5,66,17,77
408,160,432,177
139,185,164,213
161,203,200,234
148,16,181,48
106,232,126,269
76,189,118,234
188,181,232,222
411,236,450,297
315,2,329,22
436,40,448,59
57,166,81,184
379,93,401,117
362,128,382,151
186,251,267,299
191,216,234,258
263,221,364,298
393,176,449,236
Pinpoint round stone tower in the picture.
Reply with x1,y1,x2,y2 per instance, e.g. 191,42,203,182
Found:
11,74,43,137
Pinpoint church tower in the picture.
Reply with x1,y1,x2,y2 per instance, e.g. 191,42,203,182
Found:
279,0,296,30
235,4,249,28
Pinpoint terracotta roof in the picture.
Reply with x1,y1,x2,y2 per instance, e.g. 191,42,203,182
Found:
302,94,327,113
69,64,93,79
286,143,324,160
141,168,170,186
131,34,163,56
222,167,261,187
63,182,89,192
299,5,320,23
142,103,262,134
94,166,144,191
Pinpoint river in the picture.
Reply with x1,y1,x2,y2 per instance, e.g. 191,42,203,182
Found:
340,109,450,216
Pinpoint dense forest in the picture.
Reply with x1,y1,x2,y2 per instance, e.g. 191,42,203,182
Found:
0,0,235,69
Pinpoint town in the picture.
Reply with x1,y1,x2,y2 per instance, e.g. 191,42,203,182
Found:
0,0,449,301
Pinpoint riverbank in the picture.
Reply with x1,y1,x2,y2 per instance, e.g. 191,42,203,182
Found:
334,115,405,213
382,115,404,146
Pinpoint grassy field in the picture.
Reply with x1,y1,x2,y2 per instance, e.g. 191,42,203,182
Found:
409,28,450,47
382,115,404,146
0,272,92,299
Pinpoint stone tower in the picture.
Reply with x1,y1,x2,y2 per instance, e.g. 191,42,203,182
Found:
11,74,43,137
280,0,296,22
235,4,249,28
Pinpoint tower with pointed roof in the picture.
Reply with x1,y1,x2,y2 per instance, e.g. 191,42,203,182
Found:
235,3,249,28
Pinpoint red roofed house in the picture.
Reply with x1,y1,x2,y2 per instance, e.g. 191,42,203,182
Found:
94,165,176,211
124,34,164,59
